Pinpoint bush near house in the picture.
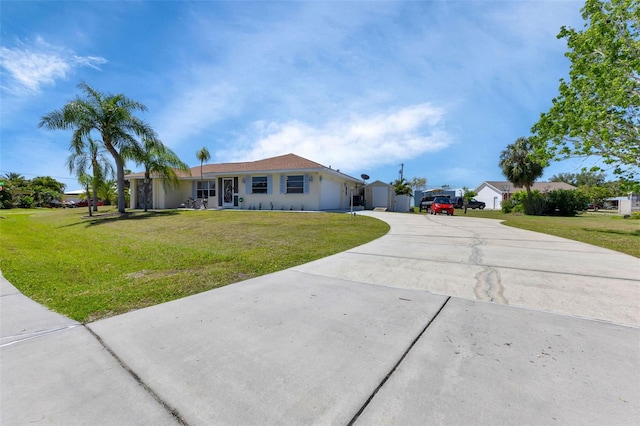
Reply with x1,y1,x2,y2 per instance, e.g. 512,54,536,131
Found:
502,189,589,216
544,189,590,216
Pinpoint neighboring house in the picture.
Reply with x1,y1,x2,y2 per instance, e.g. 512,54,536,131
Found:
125,153,364,211
605,197,625,210
63,189,85,203
618,193,640,216
474,181,577,210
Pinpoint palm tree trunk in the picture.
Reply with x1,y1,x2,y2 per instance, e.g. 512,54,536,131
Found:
525,185,533,215
85,184,92,217
103,139,127,214
91,174,99,213
91,161,99,212
116,160,126,213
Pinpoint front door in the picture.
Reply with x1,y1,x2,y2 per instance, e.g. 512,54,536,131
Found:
223,178,234,208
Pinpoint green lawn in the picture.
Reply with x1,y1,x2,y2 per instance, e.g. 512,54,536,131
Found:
2,207,638,323
0,208,389,322
439,208,640,258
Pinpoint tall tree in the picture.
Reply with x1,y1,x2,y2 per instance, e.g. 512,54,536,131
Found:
499,137,545,214
196,147,211,199
39,82,159,214
66,136,114,212
31,176,66,207
531,0,639,179
550,171,606,187
127,138,191,211
410,177,427,191
0,173,27,209
2,172,27,187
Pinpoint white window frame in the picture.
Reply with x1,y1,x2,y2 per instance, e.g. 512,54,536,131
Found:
197,180,216,198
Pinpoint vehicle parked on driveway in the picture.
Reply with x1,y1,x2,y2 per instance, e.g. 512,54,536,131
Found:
430,197,454,215
449,197,485,209
466,198,486,209
75,199,104,207
420,194,450,212
450,197,464,208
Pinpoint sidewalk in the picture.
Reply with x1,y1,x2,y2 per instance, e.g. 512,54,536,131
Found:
2,212,639,425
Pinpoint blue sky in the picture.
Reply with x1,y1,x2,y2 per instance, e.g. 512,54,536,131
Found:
1,0,589,191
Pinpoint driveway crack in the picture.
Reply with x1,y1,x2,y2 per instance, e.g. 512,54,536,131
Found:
85,326,189,425
469,236,508,304
347,296,451,425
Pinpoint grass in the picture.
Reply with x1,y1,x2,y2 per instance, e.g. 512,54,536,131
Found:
430,208,640,258
3,207,637,322
0,208,389,322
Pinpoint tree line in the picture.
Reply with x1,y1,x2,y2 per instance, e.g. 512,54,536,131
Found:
0,173,68,209
499,0,638,215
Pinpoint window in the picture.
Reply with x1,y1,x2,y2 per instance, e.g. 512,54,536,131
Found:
286,175,304,194
197,181,215,198
252,176,268,194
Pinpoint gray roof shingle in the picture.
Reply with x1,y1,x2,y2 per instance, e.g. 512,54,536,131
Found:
477,181,577,193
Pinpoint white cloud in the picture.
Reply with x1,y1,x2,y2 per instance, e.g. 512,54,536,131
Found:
219,103,450,174
0,36,107,95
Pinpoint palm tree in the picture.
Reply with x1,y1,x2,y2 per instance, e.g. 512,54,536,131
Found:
1,173,29,209
96,179,117,206
127,138,191,211
2,172,27,187
499,137,545,214
196,147,211,199
39,82,159,214
78,173,93,217
392,178,413,196
66,137,114,212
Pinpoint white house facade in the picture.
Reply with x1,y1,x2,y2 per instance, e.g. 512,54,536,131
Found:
126,153,364,211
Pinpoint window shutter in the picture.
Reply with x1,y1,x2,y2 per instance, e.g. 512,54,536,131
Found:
191,181,196,198
246,176,251,194
304,174,310,194
280,175,285,194
267,175,273,194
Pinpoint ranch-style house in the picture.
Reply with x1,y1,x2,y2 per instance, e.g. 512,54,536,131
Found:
126,153,365,211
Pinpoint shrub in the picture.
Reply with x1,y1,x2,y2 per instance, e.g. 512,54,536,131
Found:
18,195,35,208
503,189,588,216
503,190,544,215
544,189,589,216
0,191,12,209
501,197,516,213
526,191,547,215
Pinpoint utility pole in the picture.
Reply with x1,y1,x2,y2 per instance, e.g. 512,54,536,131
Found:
399,163,404,181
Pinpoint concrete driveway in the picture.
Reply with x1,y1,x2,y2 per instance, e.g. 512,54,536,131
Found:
2,211,639,425
294,212,640,326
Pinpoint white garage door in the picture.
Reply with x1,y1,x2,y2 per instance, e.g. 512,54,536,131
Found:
320,179,341,210
372,187,389,208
